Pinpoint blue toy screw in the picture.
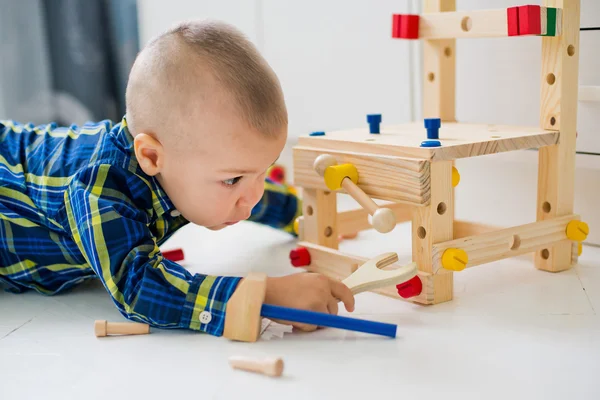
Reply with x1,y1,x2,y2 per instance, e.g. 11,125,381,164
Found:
420,140,441,147
424,118,441,139
367,114,382,134
310,131,325,136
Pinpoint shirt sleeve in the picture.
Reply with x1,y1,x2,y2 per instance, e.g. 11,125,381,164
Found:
247,177,302,235
61,163,241,335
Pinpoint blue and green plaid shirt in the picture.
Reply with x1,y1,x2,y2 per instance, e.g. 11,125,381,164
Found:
0,117,301,336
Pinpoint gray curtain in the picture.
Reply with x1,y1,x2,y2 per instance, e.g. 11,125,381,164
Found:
0,0,139,125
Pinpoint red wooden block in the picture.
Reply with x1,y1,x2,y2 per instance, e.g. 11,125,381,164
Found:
392,14,419,39
396,275,423,299
392,14,403,38
289,247,311,267
507,7,519,36
518,5,541,35
163,248,184,262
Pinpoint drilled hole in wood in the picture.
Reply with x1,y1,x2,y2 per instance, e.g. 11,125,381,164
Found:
546,73,556,85
510,235,521,251
444,47,452,57
306,206,313,216
324,226,333,237
550,117,556,126
324,191,331,196
541,249,550,260
437,202,447,215
417,226,426,239
542,201,551,213
461,16,472,32
428,72,435,82
567,45,575,56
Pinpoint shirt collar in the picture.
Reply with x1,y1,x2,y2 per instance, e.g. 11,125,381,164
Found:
112,116,178,219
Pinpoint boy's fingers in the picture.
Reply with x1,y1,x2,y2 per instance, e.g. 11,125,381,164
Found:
330,279,355,312
293,322,317,332
327,298,339,316
293,303,329,332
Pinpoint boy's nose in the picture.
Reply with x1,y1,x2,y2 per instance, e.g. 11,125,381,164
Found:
238,181,264,209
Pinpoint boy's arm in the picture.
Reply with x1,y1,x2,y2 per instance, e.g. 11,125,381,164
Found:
61,164,241,335
247,177,302,235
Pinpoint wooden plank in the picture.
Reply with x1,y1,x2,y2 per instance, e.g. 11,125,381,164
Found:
419,9,509,39
432,214,580,273
297,122,559,161
296,241,437,305
423,0,456,121
415,0,456,304
293,147,430,205
301,189,338,249
337,203,413,236
453,220,501,239
536,0,580,272
412,161,454,303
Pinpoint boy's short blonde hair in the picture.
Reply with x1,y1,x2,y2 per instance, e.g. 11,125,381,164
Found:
125,19,287,140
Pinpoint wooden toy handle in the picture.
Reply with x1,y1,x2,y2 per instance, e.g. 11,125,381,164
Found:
313,154,396,233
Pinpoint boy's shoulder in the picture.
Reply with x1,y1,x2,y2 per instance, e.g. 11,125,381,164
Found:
0,117,136,173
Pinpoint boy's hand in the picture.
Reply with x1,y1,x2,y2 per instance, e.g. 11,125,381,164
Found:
264,273,355,332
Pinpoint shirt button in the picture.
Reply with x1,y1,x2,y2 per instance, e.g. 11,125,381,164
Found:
170,210,181,217
199,311,212,324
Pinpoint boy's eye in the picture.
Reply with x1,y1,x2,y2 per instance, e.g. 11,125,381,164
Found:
222,176,242,186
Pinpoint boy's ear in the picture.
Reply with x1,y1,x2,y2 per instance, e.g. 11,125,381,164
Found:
133,133,164,176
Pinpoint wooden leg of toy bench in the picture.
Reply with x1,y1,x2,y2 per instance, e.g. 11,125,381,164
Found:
412,161,455,305
302,188,338,249
535,0,580,273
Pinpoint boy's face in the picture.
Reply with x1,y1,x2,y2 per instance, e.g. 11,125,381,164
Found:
151,102,287,230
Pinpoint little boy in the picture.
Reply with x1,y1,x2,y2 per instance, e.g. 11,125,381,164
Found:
0,20,354,335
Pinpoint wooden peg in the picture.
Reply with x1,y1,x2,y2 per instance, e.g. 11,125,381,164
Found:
228,356,284,377
342,252,418,295
94,320,150,337
313,154,397,233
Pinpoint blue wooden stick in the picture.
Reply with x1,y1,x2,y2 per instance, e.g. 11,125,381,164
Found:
260,304,397,338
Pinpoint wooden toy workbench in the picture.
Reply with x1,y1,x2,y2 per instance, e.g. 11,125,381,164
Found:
289,0,588,305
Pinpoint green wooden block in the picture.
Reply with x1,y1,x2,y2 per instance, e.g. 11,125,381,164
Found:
544,7,557,36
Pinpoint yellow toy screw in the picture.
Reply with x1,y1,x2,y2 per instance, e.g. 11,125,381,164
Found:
442,248,468,271
566,220,589,242
452,166,460,187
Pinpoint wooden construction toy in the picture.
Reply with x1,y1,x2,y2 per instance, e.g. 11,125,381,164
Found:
222,272,398,342
94,320,150,337
290,0,587,306
229,356,284,377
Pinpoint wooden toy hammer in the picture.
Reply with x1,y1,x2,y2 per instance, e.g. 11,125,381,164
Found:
223,272,399,342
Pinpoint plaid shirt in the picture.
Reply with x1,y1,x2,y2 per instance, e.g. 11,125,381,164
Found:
0,117,301,336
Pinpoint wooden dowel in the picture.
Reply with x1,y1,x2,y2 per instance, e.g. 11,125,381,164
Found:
94,320,150,337
341,178,378,214
228,356,284,377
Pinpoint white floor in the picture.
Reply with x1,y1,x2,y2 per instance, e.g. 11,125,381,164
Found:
1,198,599,400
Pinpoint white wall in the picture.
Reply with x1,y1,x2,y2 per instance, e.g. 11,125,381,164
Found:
137,0,600,244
